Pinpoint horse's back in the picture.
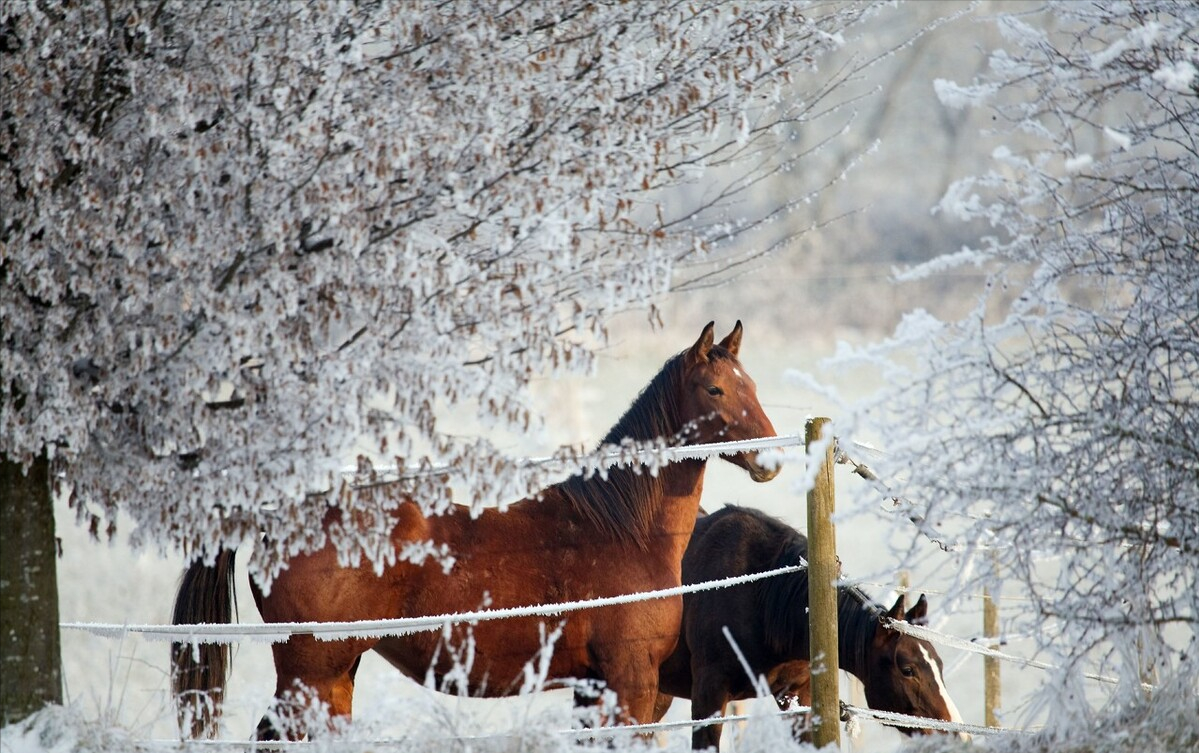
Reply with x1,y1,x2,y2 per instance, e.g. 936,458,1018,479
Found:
683,504,806,583
254,503,427,626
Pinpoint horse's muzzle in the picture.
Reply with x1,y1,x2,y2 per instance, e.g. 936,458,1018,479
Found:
747,457,781,483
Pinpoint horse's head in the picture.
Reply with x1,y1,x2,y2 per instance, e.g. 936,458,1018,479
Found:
867,594,969,740
677,321,779,482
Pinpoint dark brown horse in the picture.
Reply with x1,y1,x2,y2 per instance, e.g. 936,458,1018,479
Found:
654,505,965,749
171,322,780,740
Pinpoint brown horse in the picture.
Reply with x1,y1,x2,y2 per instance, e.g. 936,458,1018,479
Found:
653,505,966,749
171,321,780,740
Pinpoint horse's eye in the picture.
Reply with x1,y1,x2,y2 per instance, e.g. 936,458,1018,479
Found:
900,665,916,678
707,385,724,397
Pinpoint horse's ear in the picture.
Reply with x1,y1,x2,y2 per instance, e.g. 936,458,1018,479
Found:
905,594,930,625
874,594,906,642
717,320,743,358
688,321,716,364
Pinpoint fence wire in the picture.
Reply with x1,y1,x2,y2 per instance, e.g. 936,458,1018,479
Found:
62,565,804,643
883,618,1158,692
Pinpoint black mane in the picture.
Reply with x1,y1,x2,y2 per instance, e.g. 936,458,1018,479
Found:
556,345,735,548
741,506,885,676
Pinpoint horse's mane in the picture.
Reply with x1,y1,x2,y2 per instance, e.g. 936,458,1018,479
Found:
835,583,887,679
556,346,732,549
754,509,885,674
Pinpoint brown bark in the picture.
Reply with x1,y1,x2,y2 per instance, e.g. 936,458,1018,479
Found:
1,453,63,725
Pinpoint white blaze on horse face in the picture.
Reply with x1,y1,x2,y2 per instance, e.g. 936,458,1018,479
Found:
918,644,970,740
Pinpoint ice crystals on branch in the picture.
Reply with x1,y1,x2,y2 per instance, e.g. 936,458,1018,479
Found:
1103,126,1132,151
1152,60,1197,93
933,78,999,110
1064,153,1094,172
5,2,889,585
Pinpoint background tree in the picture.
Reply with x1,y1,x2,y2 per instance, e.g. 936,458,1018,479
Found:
0,0,890,725
848,0,1197,739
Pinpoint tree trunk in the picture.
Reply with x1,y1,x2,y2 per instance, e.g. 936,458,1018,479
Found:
1,452,63,725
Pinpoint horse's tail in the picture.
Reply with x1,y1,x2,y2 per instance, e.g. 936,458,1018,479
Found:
170,549,237,739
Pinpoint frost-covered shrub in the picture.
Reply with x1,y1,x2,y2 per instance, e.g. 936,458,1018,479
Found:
846,0,1197,730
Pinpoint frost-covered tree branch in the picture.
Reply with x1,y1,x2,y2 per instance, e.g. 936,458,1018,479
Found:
1,1,887,580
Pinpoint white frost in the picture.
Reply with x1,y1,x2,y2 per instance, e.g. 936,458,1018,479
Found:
1104,126,1132,151
1064,153,1093,172
935,177,984,222
933,78,999,109
1152,60,1197,93
893,247,991,282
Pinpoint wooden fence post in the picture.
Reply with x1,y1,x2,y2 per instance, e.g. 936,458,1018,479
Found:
983,584,1001,727
806,417,840,749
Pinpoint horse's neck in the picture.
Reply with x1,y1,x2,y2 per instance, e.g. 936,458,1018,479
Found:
657,456,707,501
836,590,879,681
555,442,707,552
655,456,708,524
583,379,709,548
614,455,707,538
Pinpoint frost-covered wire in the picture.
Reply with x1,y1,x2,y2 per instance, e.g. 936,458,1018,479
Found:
62,564,803,643
341,434,808,488
884,618,1158,692
841,704,1011,737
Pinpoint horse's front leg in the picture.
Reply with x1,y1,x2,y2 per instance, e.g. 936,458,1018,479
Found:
576,672,661,730
257,639,366,740
613,677,661,729
775,693,814,744
582,651,667,740
571,676,611,730
690,672,731,751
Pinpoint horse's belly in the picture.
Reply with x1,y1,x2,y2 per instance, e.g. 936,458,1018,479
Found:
371,637,432,682
371,618,595,696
